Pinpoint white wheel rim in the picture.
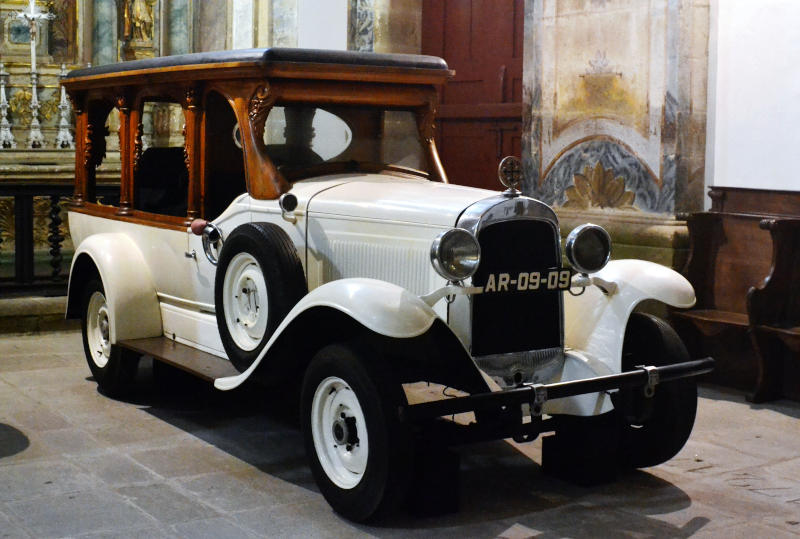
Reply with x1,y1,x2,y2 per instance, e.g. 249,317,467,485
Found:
311,376,369,489
223,252,269,351
86,291,111,368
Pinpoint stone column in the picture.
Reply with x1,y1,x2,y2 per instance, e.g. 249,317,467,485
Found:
272,0,298,47
193,0,228,51
232,0,255,49
165,0,192,55
347,0,422,54
92,0,117,65
521,0,710,268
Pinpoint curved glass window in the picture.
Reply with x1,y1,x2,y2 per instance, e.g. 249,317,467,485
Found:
261,105,429,179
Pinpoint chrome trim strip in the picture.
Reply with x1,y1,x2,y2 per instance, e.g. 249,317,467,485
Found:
456,194,559,236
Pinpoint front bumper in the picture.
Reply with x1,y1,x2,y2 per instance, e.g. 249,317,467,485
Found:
403,357,714,444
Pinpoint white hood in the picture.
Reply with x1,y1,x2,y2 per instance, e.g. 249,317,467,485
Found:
300,173,497,227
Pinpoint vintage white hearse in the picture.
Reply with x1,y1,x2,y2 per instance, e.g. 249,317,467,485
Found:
63,48,712,521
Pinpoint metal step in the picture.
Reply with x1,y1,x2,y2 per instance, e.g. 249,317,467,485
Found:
119,336,239,382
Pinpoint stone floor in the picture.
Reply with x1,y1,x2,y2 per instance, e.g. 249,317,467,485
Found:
1,330,800,538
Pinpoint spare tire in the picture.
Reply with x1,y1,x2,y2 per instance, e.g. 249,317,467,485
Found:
215,222,306,372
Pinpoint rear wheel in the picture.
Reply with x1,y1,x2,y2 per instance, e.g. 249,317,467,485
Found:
80,279,139,397
301,342,413,522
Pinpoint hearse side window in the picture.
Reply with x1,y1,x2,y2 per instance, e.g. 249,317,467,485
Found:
87,101,121,207
203,91,247,221
133,101,188,218
262,105,429,176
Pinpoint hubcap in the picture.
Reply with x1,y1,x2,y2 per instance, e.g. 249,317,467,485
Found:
223,252,269,351
311,376,369,489
86,291,111,368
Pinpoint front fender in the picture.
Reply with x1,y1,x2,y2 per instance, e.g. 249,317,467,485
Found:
564,259,695,374
67,233,162,343
214,278,442,390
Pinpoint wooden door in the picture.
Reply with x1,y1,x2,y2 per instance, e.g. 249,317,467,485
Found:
422,0,524,190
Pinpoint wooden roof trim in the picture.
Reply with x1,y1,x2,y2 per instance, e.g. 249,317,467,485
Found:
62,62,452,91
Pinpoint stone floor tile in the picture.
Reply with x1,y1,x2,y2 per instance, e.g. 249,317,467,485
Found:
75,526,174,539
0,506,33,539
0,353,72,372
5,489,153,538
761,455,800,479
38,428,105,457
0,459,100,502
128,444,253,479
7,406,71,432
176,472,297,513
706,519,800,538
171,517,259,539
115,483,216,524
68,452,161,487
234,501,374,538
673,467,800,523
0,365,88,390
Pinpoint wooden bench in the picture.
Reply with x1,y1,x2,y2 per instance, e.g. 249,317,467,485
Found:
747,218,800,401
674,186,800,402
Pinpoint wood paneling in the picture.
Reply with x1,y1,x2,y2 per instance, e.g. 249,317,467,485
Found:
423,0,524,189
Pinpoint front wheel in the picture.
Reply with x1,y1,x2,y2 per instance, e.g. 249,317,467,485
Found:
301,342,413,522
613,312,698,469
80,279,139,397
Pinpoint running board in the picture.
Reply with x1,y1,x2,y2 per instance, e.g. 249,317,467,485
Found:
119,336,239,382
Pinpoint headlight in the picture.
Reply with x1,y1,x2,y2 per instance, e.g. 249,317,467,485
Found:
430,228,481,282
565,223,611,274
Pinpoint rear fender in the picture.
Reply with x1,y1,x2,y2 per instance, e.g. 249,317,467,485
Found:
66,233,162,343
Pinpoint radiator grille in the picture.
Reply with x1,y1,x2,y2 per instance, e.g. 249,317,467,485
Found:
471,219,562,356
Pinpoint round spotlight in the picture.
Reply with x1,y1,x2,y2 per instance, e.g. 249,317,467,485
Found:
430,228,481,282
565,224,611,274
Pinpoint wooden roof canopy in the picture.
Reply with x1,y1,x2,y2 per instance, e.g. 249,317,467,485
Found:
64,48,452,219
62,47,452,87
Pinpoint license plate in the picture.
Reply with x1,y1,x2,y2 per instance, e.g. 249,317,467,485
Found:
479,268,572,293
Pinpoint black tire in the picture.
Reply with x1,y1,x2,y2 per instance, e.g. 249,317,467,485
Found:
80,279,139,397
613,312,698,469
301,342,413,522
215,222,306,372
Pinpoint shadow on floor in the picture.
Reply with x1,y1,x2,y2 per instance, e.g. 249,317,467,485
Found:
0,423,30,459
105,358,705,535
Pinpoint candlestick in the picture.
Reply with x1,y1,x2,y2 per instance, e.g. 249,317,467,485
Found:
14,0,54,149
0,63,16,149
55,64,74,149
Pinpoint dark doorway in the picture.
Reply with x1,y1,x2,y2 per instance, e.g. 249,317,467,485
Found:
422,0,524,190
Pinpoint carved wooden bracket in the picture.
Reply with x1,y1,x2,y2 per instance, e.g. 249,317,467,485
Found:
249,84,275,146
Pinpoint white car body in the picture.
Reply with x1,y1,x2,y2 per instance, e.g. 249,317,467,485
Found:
69,171,696,416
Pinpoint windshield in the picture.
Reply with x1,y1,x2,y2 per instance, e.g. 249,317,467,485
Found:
261,105,430,179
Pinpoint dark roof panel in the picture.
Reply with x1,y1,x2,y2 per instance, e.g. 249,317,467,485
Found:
66,48,448,79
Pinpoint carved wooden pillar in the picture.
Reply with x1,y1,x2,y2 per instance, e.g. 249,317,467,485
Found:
418,98,448,183
116,94,133,215
183,85,202,222
69,92,88,207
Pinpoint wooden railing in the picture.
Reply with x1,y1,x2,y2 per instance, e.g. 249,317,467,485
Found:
0,182,117,296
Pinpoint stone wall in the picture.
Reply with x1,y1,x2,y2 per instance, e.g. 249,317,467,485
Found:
522,0,710,268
